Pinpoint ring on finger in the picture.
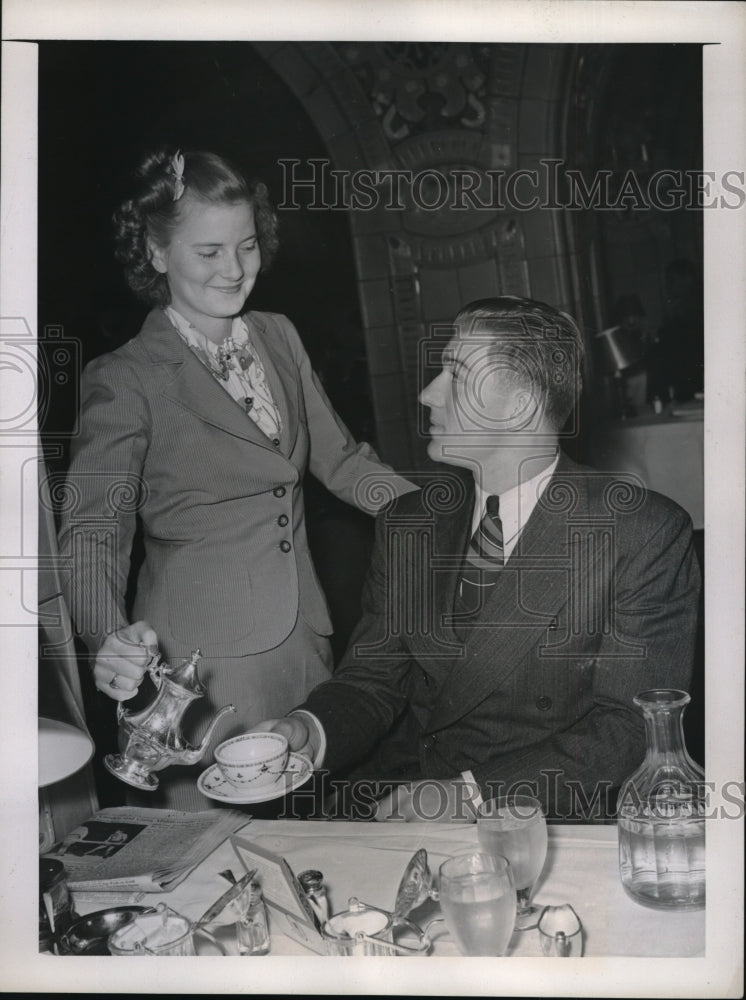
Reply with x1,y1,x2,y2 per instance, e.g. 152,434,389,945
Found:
110,674,120,689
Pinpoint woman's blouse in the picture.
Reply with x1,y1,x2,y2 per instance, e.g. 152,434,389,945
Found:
165,306,282,439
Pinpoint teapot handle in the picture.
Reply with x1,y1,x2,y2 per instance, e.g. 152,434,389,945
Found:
146,647,164,688
115,646,162,722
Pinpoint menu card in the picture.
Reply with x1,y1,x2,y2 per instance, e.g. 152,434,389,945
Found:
230,833,326,955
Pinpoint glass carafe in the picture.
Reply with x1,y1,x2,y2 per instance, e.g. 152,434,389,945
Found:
617,689,705,910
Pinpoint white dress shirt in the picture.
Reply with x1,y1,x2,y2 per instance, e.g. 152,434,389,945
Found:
471,451,560,562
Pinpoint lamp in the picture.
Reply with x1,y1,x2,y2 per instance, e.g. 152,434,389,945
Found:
39,717,94,852
594,325,644,418
39,717,94,788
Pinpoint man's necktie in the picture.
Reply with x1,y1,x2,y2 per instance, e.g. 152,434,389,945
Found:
458,495,504,610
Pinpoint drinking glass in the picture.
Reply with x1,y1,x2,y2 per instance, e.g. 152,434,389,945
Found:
477,794,548,930
438,852,516,956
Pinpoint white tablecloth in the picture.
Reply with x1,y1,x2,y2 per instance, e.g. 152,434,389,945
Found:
74,820,705,958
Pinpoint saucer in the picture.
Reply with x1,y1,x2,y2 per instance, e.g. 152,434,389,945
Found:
197,752,312,804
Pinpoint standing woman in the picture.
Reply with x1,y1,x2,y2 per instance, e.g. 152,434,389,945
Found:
58,148,416,809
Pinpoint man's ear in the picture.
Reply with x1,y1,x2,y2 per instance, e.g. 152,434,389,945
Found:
147,237,168,274
512,389,535,418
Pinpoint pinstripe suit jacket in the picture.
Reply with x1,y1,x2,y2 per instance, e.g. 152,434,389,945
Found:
302,455,702,818
57,308,415,661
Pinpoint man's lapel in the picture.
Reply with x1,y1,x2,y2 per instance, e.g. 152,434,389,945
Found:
427,455,583,732
422,474,476,685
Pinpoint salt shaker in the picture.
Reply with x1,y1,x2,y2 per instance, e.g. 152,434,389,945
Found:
298,869,329,926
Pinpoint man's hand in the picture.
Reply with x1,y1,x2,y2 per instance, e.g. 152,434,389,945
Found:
251,715,321,765
93,621,158,702
374,779,479,823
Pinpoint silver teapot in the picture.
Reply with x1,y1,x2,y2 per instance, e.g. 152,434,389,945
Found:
104,648,236,791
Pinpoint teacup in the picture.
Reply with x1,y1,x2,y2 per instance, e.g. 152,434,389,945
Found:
214,732,289,789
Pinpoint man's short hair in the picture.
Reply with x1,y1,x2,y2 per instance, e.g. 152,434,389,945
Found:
454,296,585,431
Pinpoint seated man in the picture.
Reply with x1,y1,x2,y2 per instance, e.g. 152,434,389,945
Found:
257,297,701,822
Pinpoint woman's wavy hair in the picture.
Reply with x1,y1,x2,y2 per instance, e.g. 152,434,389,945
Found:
112,148,279,307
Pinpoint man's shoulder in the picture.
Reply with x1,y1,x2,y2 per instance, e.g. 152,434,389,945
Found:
377,469,473,520
552,456,692,529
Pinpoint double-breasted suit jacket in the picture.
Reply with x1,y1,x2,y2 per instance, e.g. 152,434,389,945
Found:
302,455,701,819
58,308,415,806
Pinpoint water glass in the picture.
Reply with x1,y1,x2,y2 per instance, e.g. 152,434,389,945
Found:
438,852,516,956
477,794,548,928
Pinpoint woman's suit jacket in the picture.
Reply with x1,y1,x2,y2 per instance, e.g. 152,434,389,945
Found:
58,308,415,664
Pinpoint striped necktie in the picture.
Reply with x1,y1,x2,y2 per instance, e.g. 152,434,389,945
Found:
458,495,504,607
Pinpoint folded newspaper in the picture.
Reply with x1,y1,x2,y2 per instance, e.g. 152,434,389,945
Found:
42,807,248,892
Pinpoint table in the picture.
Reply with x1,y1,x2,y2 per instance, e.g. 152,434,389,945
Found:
73,820,705,958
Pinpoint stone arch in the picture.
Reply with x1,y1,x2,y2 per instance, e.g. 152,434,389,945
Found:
253,41,584,469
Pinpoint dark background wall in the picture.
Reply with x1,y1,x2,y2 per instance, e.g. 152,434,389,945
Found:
38,41,373,455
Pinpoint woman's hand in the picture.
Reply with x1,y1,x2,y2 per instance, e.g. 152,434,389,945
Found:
93,620,159,702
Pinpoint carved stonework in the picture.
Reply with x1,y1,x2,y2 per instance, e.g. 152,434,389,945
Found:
324,43,530,270
339,42,492,142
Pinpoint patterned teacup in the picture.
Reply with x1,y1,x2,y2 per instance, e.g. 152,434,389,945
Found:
214,732,289,789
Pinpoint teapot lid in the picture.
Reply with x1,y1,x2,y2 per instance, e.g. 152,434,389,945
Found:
166,649,205,695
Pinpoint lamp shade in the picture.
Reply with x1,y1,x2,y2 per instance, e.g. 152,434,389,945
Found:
594,325,644,375
39,717,94,787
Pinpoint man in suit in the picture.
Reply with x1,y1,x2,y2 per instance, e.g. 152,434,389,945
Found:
257,296,701,822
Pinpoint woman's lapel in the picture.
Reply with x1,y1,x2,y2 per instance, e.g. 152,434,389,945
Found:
245,312,300,455
139,309,279,450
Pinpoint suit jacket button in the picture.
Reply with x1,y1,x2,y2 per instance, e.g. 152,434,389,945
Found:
278,514,289,527
272,438,281,447
273,486,286,498
536,696,552,711
280,540,292,553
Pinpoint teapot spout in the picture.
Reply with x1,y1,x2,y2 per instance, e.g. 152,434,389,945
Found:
183,704,237,764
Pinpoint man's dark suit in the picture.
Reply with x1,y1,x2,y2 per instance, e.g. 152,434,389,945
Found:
302,454,701,819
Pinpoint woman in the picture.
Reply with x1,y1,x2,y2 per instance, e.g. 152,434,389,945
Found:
58,147,416,809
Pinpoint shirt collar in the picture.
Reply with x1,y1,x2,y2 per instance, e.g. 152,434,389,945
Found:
473,451,560,544
165,306,248,355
